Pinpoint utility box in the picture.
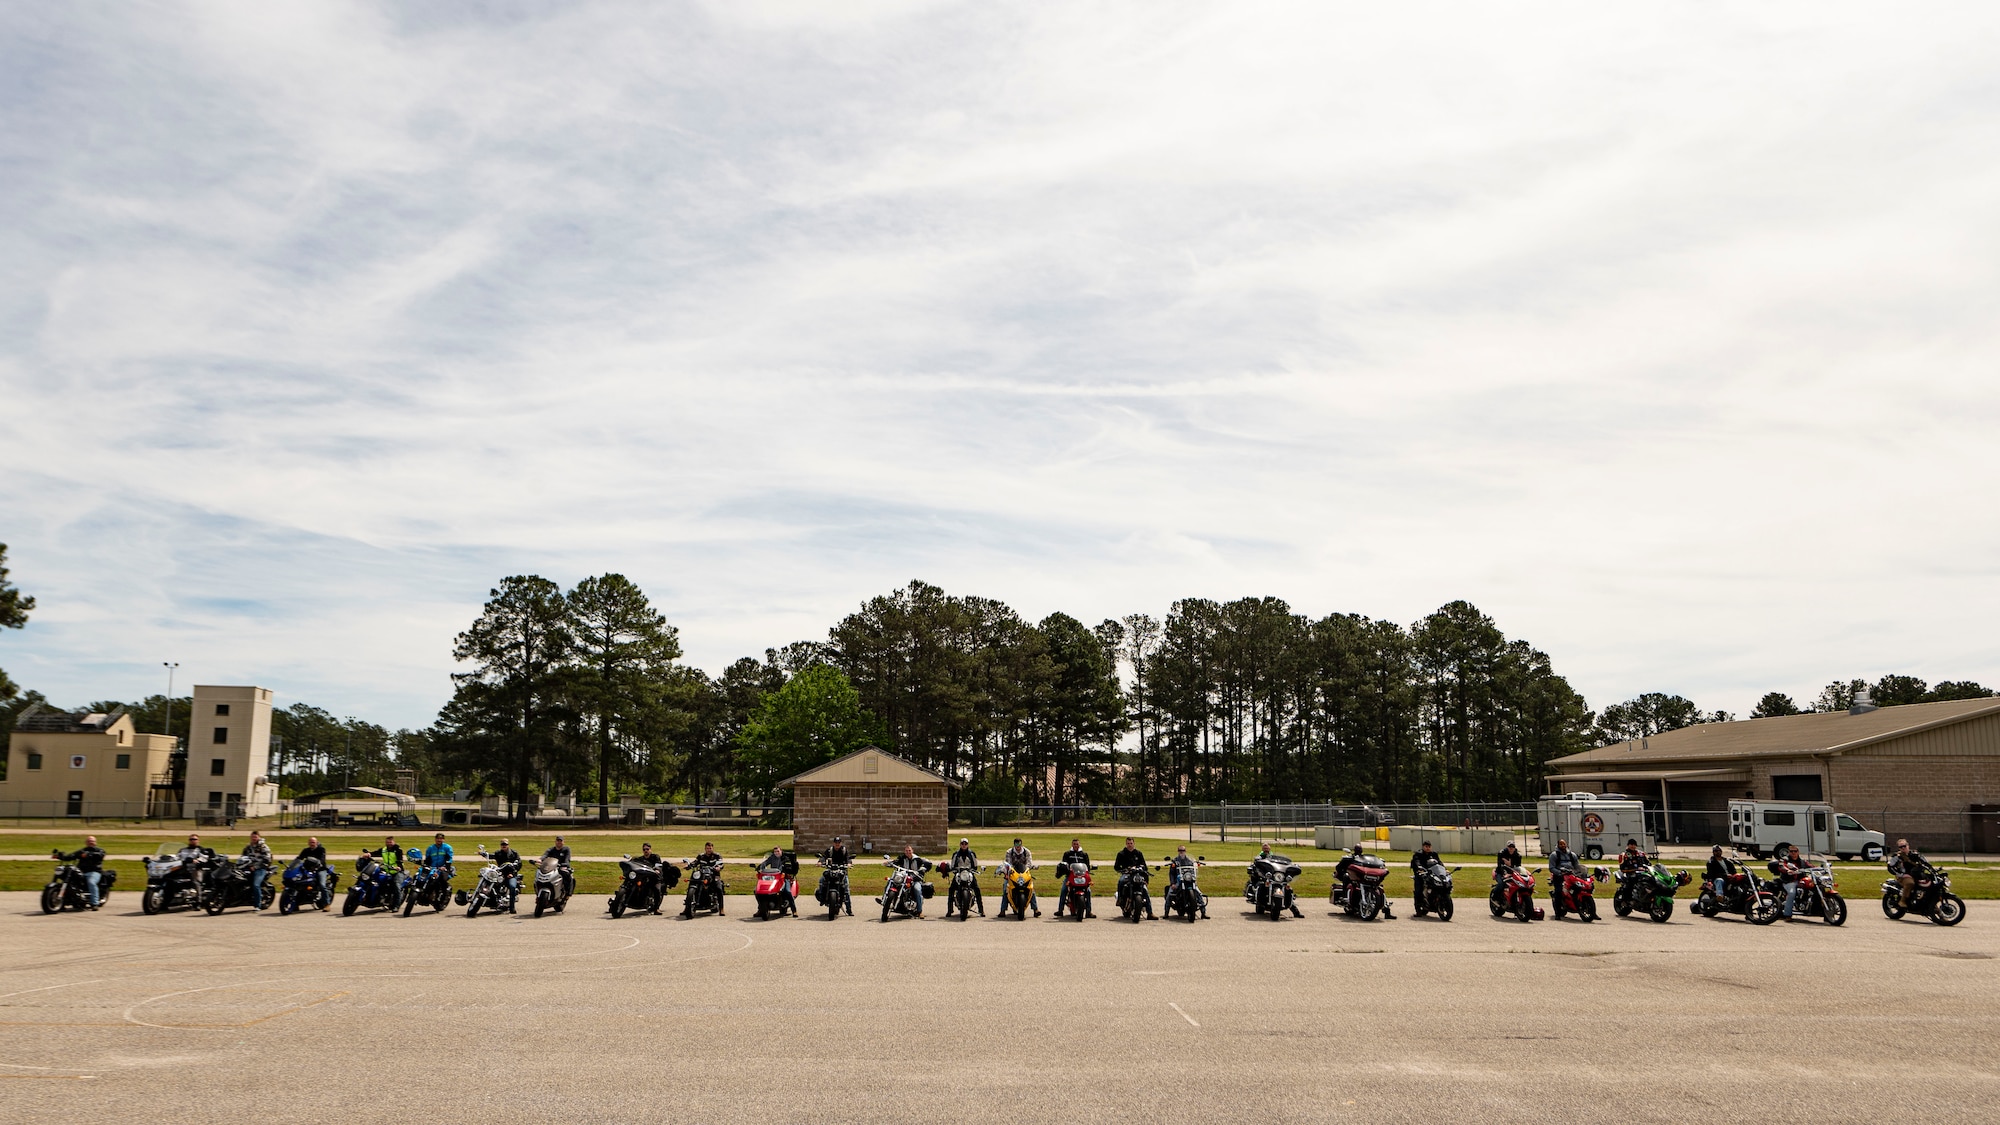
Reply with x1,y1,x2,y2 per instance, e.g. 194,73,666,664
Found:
1538,793,1652,859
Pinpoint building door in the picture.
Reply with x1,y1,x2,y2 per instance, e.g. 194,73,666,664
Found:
66,791,83,817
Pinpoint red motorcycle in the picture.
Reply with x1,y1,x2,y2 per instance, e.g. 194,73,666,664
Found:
1549,866,1604,922
1331,852,1393,921
1489,864,1544,922
1059,862,1093,920
754,865,798,920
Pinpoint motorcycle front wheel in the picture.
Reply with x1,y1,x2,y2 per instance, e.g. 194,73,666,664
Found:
1648,899,1673,923
342,891,360,916
1750,893,1779,925
879,897,891,922
278,889,298,915
402,890,418,917
1358,892,1380,922
1488,888,1505,918
535,889,551,918
1935,895,1967,926
40,886,61,914
202,890,227,916
1436,896,1454,922
142,886,164,915
609,890,626,919
1821,893,1847,927
1579,896,1598,922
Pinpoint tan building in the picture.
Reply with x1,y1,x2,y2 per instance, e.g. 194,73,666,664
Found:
1546,696,2000,849
3,705,178,817
188,685,279,817
780,747,957,856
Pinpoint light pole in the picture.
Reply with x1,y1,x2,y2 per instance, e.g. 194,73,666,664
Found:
161,662,179,739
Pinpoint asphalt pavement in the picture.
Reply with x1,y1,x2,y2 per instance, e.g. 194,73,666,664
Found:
1,889,1994,1124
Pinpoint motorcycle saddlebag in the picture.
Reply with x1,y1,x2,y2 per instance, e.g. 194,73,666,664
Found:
661,864,682,890
814,884,828,905
781,850,800,876
99,869,119,890
920,882,935,899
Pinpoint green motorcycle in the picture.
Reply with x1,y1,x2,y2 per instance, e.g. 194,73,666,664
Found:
1613,861,1691,923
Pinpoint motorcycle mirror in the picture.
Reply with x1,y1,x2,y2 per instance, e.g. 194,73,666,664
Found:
1197,856,1206,861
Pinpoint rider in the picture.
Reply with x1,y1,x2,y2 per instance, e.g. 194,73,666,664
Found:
378,836,404,870
53,834,107,909
822,835,851,866
1410,840,1441,911
1771,844,1808,919
947,838,984,916
1113,837,1147,910
1002,837,1039,918
1888,839,1931,908
1057,838,1093,918
1164,844,1207,918
1704,845,1746,902
689,841,724,914
886,845,934,916
1617,839,1649,876
543,836,573,899
490,838,523,900
241,830,274,910
1549,838,1580,879
294,836,328,893
177,833,216,893
1493,841,1523,882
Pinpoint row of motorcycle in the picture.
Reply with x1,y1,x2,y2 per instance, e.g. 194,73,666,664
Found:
43,847,1969,929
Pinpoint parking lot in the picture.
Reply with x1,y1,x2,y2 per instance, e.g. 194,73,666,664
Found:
2,890,1995,1124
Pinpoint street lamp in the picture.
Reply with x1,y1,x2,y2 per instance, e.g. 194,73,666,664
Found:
161,662,179,739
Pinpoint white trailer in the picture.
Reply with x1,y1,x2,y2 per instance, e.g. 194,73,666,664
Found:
1726,800,1885,861
1537,794,1653,859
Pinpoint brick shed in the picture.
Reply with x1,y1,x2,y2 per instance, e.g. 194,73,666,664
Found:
781,747,957,857
1545,697,2000,851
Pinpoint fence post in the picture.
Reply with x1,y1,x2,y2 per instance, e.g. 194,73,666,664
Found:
1220,801,1228,844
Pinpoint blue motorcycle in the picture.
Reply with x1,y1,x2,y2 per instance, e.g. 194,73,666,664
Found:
401,858,453,916
278,856,338,914
341,853,402,916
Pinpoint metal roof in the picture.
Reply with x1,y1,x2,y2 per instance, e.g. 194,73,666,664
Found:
1550,697,2000,770
777,747,959,788
11,703,127,733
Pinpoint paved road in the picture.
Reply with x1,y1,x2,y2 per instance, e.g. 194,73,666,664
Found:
1,891,1993,1124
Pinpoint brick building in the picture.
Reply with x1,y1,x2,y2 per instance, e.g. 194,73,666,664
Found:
1545,696,2000,849
781,747,956,857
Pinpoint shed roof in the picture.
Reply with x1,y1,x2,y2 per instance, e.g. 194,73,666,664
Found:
12,703,128,733
778,747,958,788
1550,697,2000,770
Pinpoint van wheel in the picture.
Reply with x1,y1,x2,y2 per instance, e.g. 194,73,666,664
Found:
1583,845,1603,861
1862,843,1884,862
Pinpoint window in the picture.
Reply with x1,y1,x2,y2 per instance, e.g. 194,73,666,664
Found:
215,703,230,716
1772,774,1823,801
206,791,222,808
26,752,42,770
1838,814,1864,831
1763,810,1796,827
213,727,229,745
118,729,127,744
210,758,226,776
115,753,131,770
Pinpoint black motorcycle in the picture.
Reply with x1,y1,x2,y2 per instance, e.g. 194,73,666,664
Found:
681,857,726,918
609,857,676,918
1117,865,1154,922
813,856,853,919
1245,854,1303,919
1695,867,1778,925
401,861,454,916
1159,859,1206,922
945,864,982,920
1410,861,1458,921
1882,868,1966,926
202,856,276,914
42,855,115,913
142,850,213,914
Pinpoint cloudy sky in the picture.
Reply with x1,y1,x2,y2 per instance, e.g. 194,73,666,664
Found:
3,2,1997,729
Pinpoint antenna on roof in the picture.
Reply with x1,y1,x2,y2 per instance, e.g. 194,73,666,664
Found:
1850,686,1877,715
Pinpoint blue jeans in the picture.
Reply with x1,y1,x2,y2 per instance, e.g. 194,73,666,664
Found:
1782,881,1801,916
248,869,268,908
83,870,101,906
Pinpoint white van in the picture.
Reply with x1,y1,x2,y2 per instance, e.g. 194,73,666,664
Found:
1538,794,1654,860
1727,800,1885,861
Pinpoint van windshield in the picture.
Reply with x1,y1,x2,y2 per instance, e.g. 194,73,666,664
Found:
1837,815,1863,830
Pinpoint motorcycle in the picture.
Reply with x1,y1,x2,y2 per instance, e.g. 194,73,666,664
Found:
278,856,337,914
945,864,982,920
755,853,799,920
608,856,677,918
42,856,115,913
1058,860,1094,920
401,859,454,916
203,856,276,914
1882,867,1966,926
533,855,573,917
342,853,403,915
1410,861,1458,921
459,847,521,917
141,849,211,915
1771,859,1845,925
1117,865,1154,922
878,861,932,922
1489,865,1544,921
681,857,726,918
1246,854,1303,920
1331,853,1393,921
995,862,1037,920
813,856,852,919
1696,866,1777,925
1159,859,1206,922
1613,860,1691,923
1549,866,1604,922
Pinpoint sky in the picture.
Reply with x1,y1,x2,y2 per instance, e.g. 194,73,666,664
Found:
3,2,1998,731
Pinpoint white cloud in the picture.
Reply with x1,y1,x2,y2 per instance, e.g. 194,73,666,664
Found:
3,2,1998,726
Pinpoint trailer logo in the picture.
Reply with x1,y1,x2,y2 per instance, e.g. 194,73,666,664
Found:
1580,812,1604,836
